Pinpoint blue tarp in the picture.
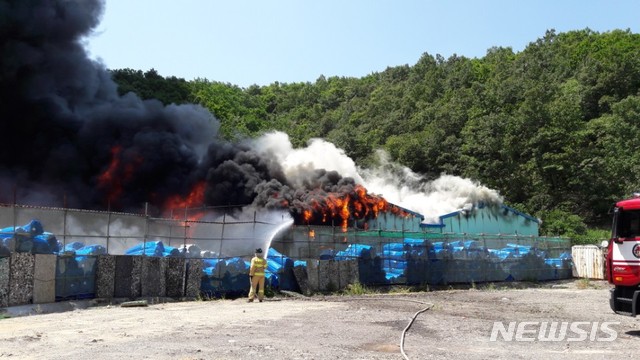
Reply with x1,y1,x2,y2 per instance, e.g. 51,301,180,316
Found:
383,242,405,252
0,220,58,254
31,233,59,254
373,238,573,284
431,242,453,252
74,245,107,256
382,249,407,260
265,247,298,290
335,244,374,260
64,242,85,252
488,249,515,260
125,241,166,257
124,241,180,257
403,238,426,247
55,255,96,300
201,256,250,295
0,219,44,237
319,249,334,260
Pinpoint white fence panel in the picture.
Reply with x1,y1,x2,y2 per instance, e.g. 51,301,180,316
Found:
571,245,605,279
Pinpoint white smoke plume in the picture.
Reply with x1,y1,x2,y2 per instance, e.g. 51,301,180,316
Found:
251,131,364,187
252,132,503,224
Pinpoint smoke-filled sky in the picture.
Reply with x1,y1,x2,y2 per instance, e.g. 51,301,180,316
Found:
85,0,640,87
0,0,502,226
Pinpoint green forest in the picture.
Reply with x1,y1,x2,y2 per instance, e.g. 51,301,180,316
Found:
109,29,640,243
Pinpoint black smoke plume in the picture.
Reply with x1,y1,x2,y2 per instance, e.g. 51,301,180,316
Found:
0,0,397,226
0,0,219,211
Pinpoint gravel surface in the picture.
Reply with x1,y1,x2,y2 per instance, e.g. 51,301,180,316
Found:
1,279,638,359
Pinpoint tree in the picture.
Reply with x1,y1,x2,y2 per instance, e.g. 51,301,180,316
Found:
109,68,191,105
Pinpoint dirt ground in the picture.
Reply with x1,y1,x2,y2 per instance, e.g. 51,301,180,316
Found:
1,279,639,360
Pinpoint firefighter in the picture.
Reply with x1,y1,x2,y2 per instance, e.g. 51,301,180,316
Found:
248,247,267,302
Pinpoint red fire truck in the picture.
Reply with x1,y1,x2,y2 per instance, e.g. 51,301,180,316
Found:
606,194,640,316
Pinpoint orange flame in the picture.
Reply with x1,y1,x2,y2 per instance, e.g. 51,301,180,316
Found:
97,146,123,202
97,145,141,204
303,209,312,222
163,182,206,223
164,182,206,211
298,184,411,230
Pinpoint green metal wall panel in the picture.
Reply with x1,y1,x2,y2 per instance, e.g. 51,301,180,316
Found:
439,205,539,236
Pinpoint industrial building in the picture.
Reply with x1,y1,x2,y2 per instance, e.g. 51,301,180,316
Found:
421,202,540,236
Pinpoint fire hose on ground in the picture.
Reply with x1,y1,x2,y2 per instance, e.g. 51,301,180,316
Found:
399,300,433,360
281,291,434,360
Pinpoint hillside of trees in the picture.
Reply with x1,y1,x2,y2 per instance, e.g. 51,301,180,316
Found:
109,29,640,242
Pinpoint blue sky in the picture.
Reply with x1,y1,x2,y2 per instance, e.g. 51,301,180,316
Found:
86,0,640,88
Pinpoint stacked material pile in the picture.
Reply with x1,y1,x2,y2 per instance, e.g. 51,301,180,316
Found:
0,220,59,255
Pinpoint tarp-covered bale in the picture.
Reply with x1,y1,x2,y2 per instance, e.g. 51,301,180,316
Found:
55,255,97,300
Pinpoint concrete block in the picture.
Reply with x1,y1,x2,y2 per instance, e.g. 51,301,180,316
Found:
306,260,319,293
317,260,340,292
0,257,9,307
114,255,142,299
9,253,34,306
317,261,328,291
338,260,359,288
130,256,142,298
328,260,341,291
141,256,166,297
165,257,186,298
292,265,310,295
95,255,116,298
337,260,347,288
185,258,203,298
33,254,56,304
349,260,359,284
